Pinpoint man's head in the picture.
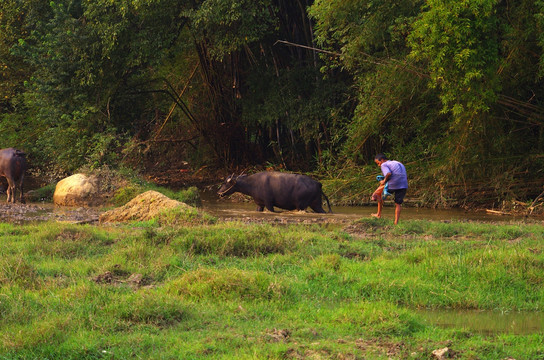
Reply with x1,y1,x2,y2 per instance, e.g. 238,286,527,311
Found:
374,153,388,167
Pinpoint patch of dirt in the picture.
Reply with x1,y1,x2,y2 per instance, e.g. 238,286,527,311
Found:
93,271,114,284
93,270,151,289
343,223,381,238
264,328,291,343
355,338,408,358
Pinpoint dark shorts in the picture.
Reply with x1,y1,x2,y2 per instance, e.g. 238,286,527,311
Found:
390,188,407,205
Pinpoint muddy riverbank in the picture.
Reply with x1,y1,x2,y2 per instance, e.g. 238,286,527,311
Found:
0,203,101,224
0,186,540,225
1,199,533,225
201,190,537,224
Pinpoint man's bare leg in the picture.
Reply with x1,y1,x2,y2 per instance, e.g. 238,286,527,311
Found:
372,198,383,218
394,203,401,225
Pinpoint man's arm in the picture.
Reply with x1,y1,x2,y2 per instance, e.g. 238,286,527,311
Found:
381,172,391,185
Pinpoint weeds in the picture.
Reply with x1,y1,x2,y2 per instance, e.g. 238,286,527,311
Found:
173,223,296,257
166,268,286,300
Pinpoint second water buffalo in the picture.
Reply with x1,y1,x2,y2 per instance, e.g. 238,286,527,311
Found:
218,171,332,213
0,148,27,203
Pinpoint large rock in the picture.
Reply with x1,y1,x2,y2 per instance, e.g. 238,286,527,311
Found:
99,190,190,223
53,173,100,206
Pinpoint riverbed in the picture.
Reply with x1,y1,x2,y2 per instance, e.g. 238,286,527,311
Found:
0,202,101,224
201,191,528,224
0,189,533,224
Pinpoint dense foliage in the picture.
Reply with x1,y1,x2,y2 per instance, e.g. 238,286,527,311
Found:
1,0,544,205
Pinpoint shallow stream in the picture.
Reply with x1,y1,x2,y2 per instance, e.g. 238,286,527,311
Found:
201,191,526,223
416,309,544,335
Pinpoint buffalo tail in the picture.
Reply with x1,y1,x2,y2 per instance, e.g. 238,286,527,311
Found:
322,190,333,213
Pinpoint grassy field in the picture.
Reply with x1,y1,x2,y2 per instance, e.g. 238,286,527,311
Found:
1,215,543,359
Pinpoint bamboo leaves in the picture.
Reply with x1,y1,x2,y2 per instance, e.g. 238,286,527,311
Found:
408,0,501,117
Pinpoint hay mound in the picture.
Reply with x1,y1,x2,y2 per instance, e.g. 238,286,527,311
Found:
99,190,191,223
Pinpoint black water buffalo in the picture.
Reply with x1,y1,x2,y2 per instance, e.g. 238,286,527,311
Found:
0,148,27,203
218,171,332,213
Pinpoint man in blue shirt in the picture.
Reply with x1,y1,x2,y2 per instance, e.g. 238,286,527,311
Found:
372,154,408,224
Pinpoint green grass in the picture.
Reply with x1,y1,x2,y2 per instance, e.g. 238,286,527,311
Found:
24,183,56,202
1,219,544,359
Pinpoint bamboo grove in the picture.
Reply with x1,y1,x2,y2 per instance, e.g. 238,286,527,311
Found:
1,0,544,205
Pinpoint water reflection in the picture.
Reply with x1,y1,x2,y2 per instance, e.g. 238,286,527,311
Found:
416,309,544,335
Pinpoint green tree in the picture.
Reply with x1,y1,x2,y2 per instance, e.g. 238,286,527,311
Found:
309,0,437,163
409,0,544,202
0,0,51,150
7,0,187,171
181,0,347,168
409,0,501,117
311,0,544,204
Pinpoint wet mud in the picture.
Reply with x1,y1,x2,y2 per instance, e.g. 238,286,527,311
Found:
0,203,101,224
0,188,536,225
202,193,532,224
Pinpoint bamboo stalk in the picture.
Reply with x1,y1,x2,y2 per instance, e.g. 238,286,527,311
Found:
155,63,200,138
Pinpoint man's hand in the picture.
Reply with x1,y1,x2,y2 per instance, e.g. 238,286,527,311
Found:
382,172,392,184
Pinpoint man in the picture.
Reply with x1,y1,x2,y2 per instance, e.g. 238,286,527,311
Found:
372,154,408,225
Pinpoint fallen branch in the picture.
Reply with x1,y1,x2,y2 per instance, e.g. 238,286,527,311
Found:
529,187,544,214
486,209,511,216
146,137,198,143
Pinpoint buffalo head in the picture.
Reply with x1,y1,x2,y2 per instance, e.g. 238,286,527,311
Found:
217,174,237,197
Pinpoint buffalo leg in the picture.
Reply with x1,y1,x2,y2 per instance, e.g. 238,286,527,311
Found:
6,178,14,203
18,175,24,203
310,205,326,213
310,199,326,213
265,204,275,212
256,205,264,212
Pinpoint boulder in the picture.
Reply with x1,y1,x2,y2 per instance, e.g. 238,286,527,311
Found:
99,190,190,223
53,173,100,206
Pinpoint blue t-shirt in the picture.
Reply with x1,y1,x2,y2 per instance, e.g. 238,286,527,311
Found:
381,160,408,190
